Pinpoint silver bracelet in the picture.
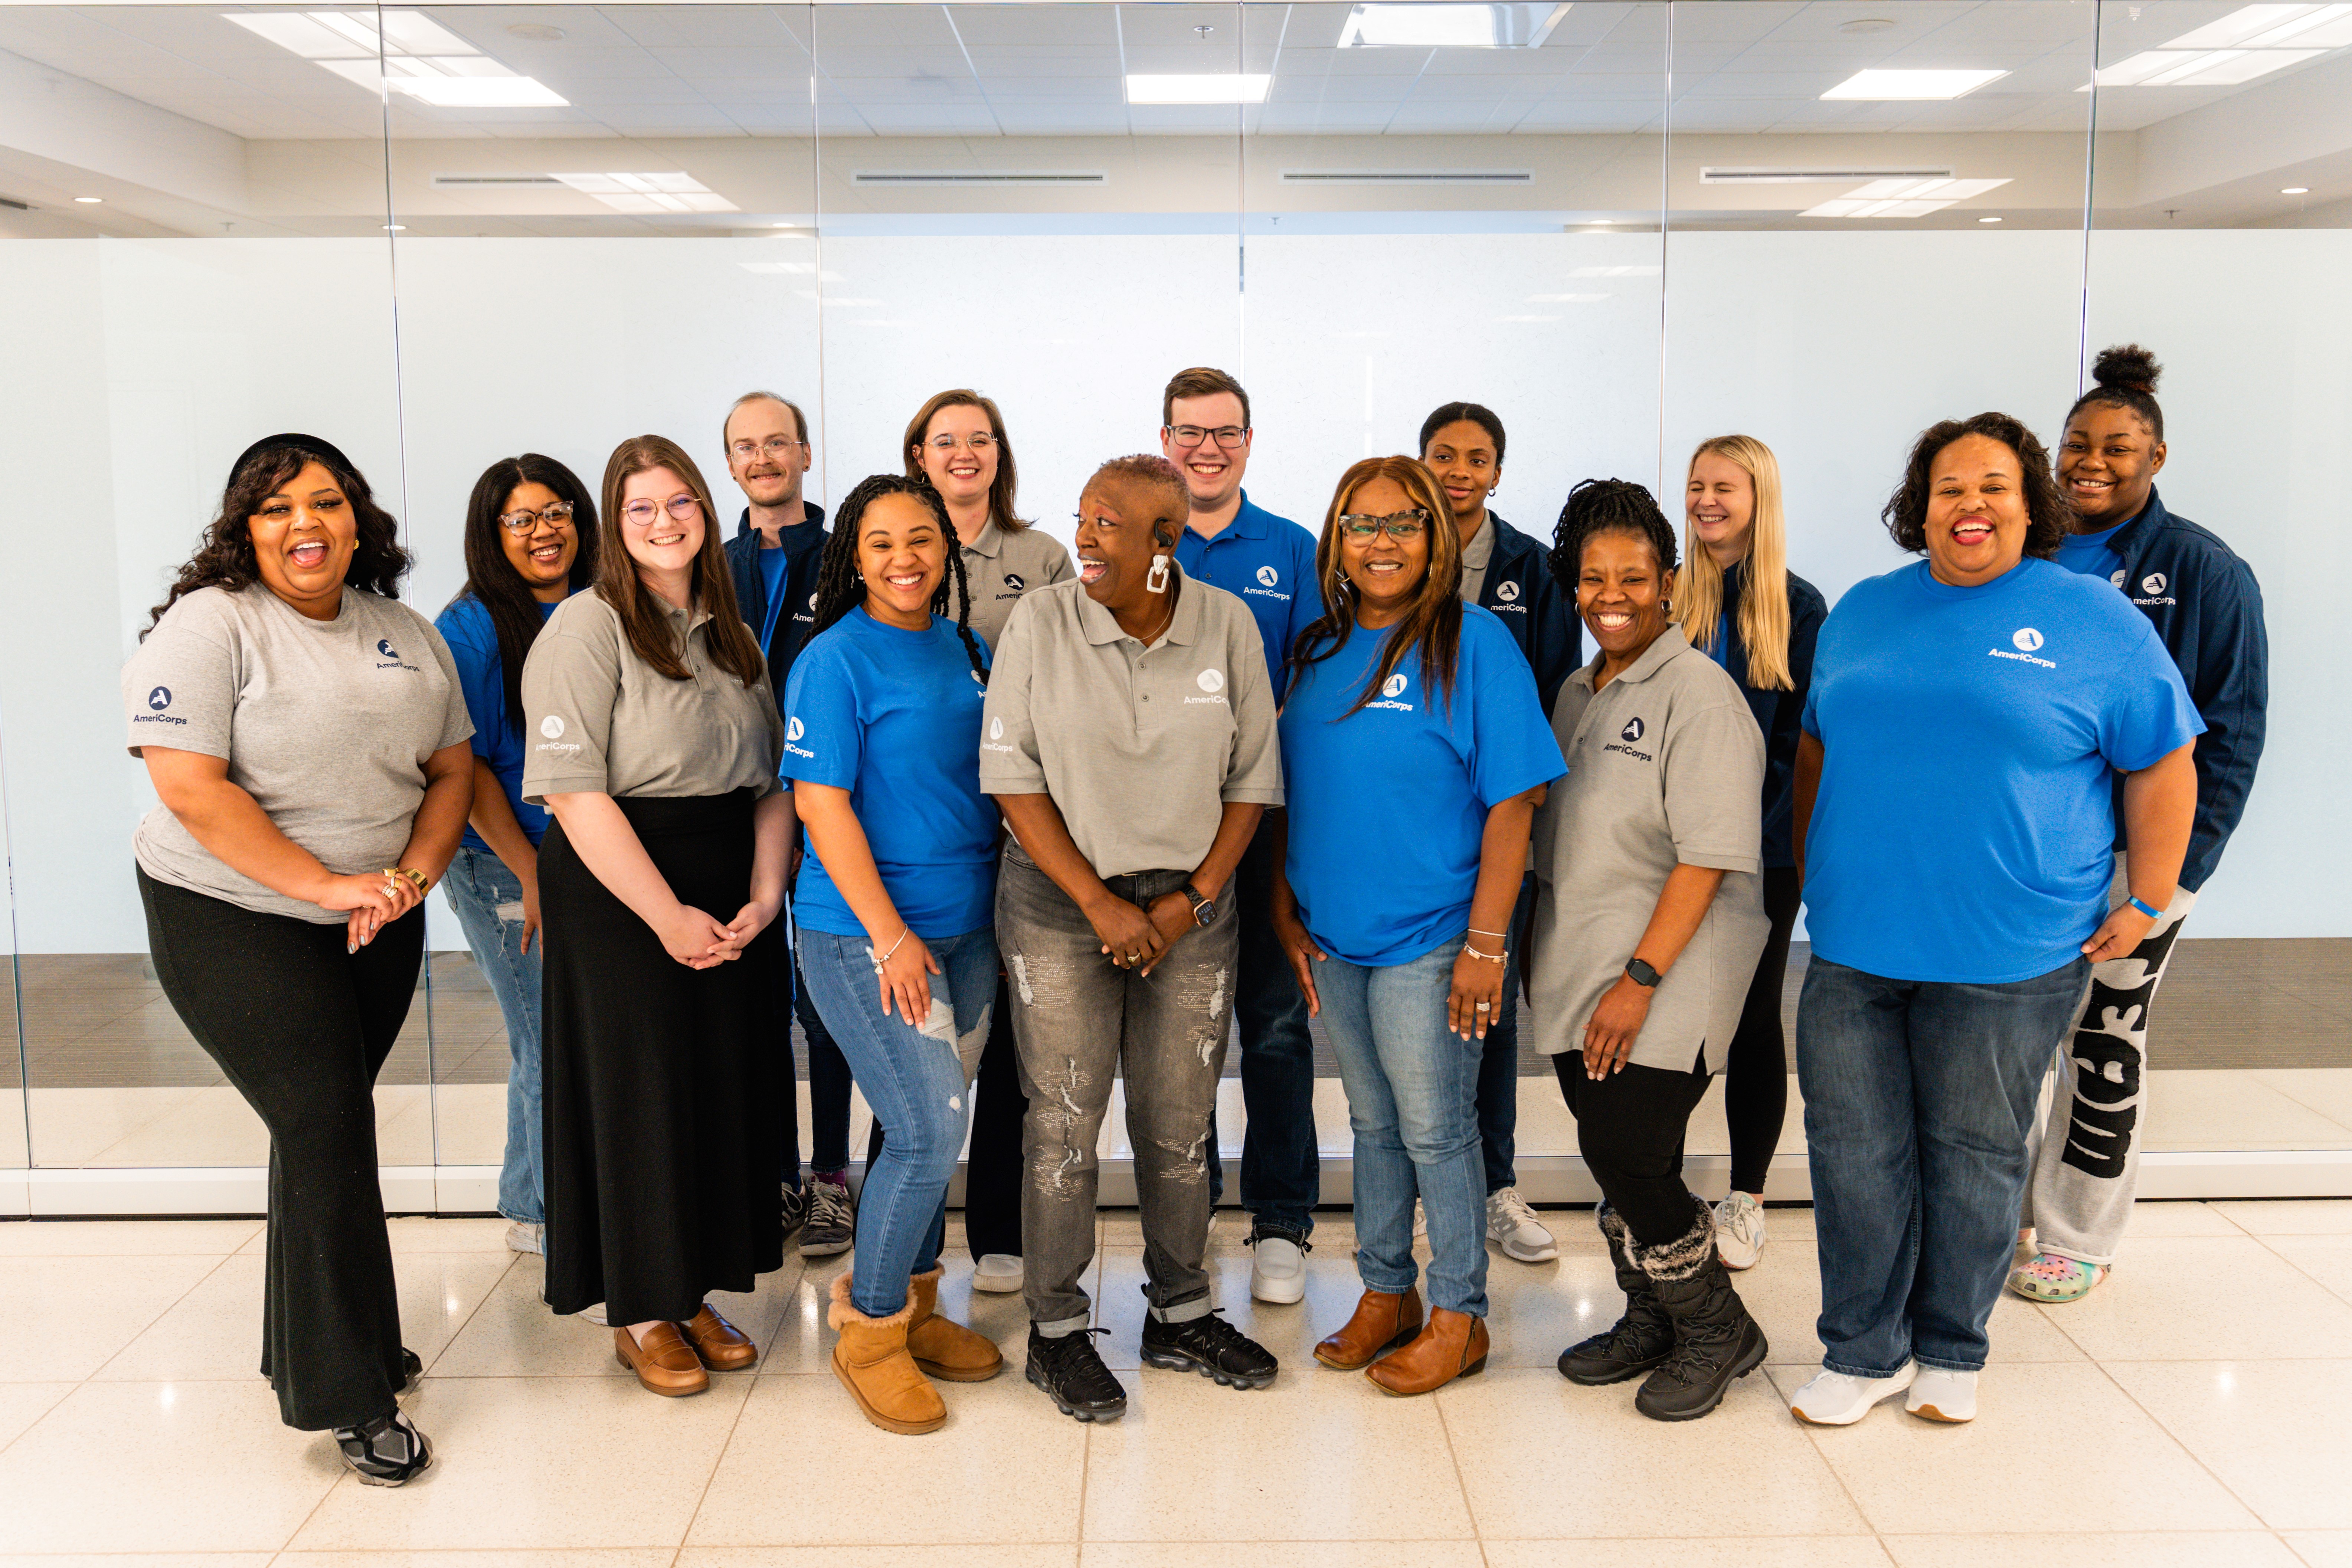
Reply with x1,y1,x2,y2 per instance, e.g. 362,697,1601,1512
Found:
869,927,911,976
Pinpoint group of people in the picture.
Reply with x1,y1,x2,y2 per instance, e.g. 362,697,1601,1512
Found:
120,346,2266,1484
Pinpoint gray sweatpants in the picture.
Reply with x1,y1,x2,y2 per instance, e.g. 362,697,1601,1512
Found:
2022,856,2198,1266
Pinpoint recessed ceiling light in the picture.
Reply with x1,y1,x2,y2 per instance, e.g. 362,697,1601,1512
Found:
1979,215,2003,222
2095,46,2324,85
2169,3,2352,50
1126,73,1271,105
391,75,567,108
1803,176,2011,217
226,11,567,108
1341,2,1570,49
554,172,738,214
1839,17,1898,33
73,195,102,203
2283,185,2311,193
1822,68,2008,100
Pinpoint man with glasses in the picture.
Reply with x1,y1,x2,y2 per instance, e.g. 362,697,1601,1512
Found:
1158,367,1324,1307
719,390,858,1259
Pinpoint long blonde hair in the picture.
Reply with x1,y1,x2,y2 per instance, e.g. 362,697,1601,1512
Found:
1676,434,1794,692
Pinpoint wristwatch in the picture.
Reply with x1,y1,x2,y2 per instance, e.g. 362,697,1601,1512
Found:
1180,881,1216,928
1624,957,1662,989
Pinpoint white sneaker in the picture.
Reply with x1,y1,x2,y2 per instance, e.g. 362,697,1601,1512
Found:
577,1302,610,1327
1714,1193,1767,1271
1485,1187,1559,1263
1906,1366,1978,1423
972,1253,1025,1294
1247,1230,1308,1305
1413,1199,1428,1239
504,1221,543,1256
1789,1362,1916,1426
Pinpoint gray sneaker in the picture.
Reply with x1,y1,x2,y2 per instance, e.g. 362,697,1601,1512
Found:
802,1173,855,1257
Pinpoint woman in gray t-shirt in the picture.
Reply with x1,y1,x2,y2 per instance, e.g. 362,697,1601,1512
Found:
123,433,474,1486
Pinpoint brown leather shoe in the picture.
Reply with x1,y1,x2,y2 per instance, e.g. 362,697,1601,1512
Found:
681,1303,757,1371
1314,1286,1424,1371
1365,1307,1489,1396
614,1322,709,1397
905,1266,1004,1382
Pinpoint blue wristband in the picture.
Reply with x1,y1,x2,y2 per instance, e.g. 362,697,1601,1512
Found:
2126,895,2163,921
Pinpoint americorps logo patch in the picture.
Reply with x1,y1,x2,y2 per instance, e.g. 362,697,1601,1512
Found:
1621,716,1645,743
540,715,566,739
2012,628,2045,652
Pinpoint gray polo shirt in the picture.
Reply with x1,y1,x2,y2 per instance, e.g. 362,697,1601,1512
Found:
1458,515,1498,605
124,585,474,923
980,570,1283,877
520,588,783,803
952,518,1074,650
1529,625,1769,1073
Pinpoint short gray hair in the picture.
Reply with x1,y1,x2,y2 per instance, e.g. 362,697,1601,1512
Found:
722,390,808,448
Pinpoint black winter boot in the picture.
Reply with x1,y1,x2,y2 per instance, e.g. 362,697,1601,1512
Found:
1630,1197,1768,1422
1558,1205,1675,1385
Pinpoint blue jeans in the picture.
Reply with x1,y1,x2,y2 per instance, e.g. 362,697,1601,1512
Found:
1473,873,1535,1194
1797,954,2091,1376
443,845,545,1225
798,925,997,1319
1206,824,1319,1237
1317,939,1488,1318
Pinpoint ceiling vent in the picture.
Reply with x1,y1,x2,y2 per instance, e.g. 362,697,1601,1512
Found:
0,196,30,211
1701,166,1954,184
852,171,1106,186
1283,170,1532,185
432,174,566,189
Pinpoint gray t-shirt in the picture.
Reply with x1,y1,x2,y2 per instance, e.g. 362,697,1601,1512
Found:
952,518,1074,650
1529,625,1769,1073
521,588,783,804
124,585,474,924
980,571,1283,877
1458,515,1498,605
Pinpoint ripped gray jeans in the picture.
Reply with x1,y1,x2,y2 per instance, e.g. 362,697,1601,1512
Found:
997,842,1239,1332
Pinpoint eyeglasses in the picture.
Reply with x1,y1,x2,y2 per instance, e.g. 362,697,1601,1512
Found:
729,437,807,460
1166,424,1248,450
621,494,703,527
1337,510,1430,541
496,501,575,535
926,432,997,453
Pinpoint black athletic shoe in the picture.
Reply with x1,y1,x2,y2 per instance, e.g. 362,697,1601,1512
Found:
1025,1325,1128,1423
779,1181,808,1241
333,1408,432,1487
802,1173,855,1257
1139,1309,1279,1390
398,1347,423,1393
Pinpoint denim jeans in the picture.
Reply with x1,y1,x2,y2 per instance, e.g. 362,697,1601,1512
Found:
1797,953,2091,1376
442,845,545,1225
798,925,997,1319
1473,872,1536,1194
1206,824,1319,1237
794,939,856,1178
997,845,1237,1333
1317,939,1489,1318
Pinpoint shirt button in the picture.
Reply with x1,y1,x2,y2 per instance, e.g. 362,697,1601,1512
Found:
1141,694,1150,702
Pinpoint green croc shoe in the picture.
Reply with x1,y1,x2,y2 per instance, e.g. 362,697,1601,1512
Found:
2008,1252,2109,1303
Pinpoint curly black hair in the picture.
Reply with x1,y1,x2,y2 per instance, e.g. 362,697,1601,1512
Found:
2065,343,2165,443
1547,477,1677,595
810,472,988,683
1881,412,2073,560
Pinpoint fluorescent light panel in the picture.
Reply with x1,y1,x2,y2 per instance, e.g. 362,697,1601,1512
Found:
553,172,736,214
1340,3,1570,49
226,10,566,108
1802,176,2009,217
1125,73,1271,104
2094,3,2352,85
1821,68,2008,99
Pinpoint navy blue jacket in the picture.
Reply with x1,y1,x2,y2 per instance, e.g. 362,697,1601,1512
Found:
2101,490,2267,892
1708,560,1827,871
1475,513,1579,714
723,503,830,721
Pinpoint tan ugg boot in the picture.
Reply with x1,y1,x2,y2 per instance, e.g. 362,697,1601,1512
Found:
906,1266,1005,1382
828,1273,946,1435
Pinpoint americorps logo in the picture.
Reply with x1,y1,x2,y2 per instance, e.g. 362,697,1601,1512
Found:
1989,626,2057,670
1002,573,1025,592
2012,628,2044,652
2142,573,2167,596
1382,673,1408,698
1197,669,1225,693
1496,580,1521,603
1602,713,1653,762
989,717,1004,740
132,684,187,727
786,718,805,742
540,715,566,739
147,686,171,711
1621,716,1645,743
1256,565,1279,587
377,638,398,659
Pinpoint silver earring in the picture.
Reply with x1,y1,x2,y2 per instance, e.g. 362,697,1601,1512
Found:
1148,554,1171,593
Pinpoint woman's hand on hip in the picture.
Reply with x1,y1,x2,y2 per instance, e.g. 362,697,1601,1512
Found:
1138,891,1198,977
2082,902,2156,964
1271,903,1325,1017
876,930,941,1023
655,903,736,969
1450,945,1506,1040
1084,894,1166,973
1582,974,1653,1078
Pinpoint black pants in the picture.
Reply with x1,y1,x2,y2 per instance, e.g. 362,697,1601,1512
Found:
1724,865,1802,1195
1555,1052,1712,1247
963,973,1026,1259
138,867,422,1431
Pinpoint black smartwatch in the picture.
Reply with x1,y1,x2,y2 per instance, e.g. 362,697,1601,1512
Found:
1181,881,1217,928
1624,957,1662,989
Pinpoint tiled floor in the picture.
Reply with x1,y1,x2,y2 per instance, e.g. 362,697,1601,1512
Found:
0,1200,2348,1564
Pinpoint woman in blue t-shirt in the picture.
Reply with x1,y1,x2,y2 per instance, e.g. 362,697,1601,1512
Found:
435,453,599,1255
782,472,1005,1436
1272,455,1564,1398
1789,413,2199,1430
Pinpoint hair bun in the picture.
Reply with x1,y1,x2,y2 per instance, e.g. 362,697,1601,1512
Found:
2091,344,2162,397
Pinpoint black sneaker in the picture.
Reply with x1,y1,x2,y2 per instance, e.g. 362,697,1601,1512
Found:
333,1408,432,1487
1140,1309,1279,1390
802,1173,855,1257
779,1181,807,1241
398,1347,423,1393
1025,1325,1128,1423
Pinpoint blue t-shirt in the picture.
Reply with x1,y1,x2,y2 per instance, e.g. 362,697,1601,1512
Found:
1800,557,2200,983
1173,491,1322,701
2053,517,2129,587
435,593,560,853
1279,606,1565,966
780,607,997,941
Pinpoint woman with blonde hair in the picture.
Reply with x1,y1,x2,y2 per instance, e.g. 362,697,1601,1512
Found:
1675,435,1826,1270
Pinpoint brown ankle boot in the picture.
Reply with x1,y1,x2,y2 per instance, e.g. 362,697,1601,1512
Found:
828,1274,946,1435
906,1265,1005,1382
1365,1307,1489,1396
1314,1286,1425,1370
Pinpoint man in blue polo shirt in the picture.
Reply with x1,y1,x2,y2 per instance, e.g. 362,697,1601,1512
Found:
1159,367,1324,1307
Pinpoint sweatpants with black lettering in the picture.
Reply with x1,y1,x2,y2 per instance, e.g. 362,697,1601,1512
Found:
2021,858,2197,1267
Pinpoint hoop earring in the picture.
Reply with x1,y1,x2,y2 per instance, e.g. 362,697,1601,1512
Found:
1148,554,1171,593
1661,597,1673,614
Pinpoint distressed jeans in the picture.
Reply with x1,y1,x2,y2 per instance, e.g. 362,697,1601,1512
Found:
997,843,1238,1333
442,846,546,1225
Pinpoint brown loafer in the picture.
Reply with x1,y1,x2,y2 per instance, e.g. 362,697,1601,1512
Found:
1366,1307,1489,1397
1315,1286,1424,1371
615,1322,709,1397
682,1304,757,1371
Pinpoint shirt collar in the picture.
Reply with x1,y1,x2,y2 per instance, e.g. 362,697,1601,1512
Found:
1076,564,1198,648
965,517,1006,559
1223,492,1272,541
1571,623,1691,692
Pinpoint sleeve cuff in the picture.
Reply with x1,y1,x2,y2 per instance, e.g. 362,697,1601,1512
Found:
523,774,608,802
979,767,1050,795
1675,847,1762,875
1222,786,1286,806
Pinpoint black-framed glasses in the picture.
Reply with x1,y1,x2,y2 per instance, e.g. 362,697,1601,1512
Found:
1337,509,1430,541
1166,424,1248,450
620,494,702,526
496,501,575,535
728,436,808,460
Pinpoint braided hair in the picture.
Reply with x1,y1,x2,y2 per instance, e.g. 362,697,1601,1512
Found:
1548,477,1679,593
810,472,988,684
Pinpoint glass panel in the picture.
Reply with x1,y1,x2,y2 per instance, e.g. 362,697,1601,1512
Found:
0,750,22,1175
0,4,403,1171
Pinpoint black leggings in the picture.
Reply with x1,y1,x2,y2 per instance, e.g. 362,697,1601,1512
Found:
962,973,1027,1259
1555,1052,1713,1247
138,867,423,1431
1724,865,1802,1196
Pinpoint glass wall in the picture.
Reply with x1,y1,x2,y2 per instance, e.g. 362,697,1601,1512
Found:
0,0,2341,1208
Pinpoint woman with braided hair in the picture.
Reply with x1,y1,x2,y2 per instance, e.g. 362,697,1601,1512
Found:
783,473,1005,1434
